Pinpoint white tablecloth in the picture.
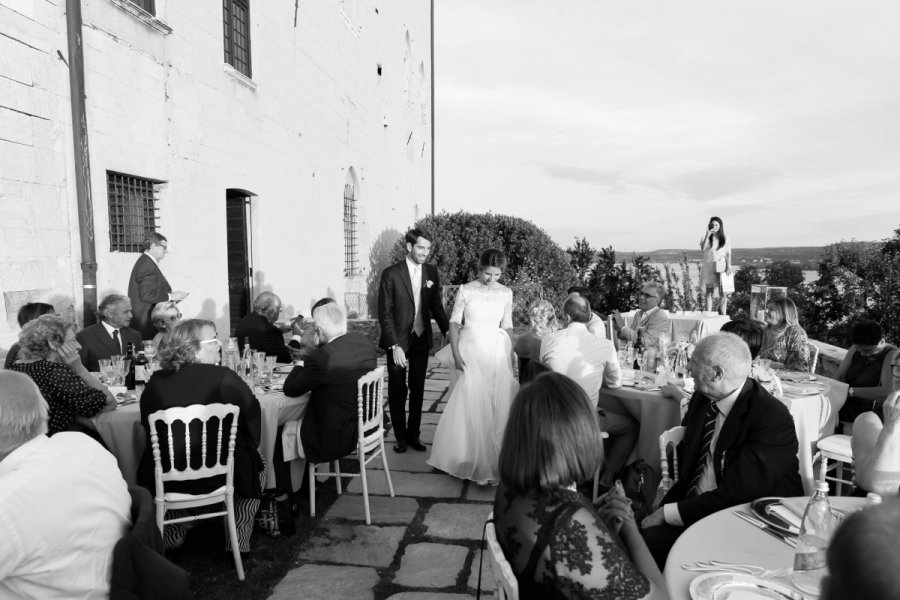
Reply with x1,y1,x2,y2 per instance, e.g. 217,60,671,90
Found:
87,389,309,490
664,496,867,600
619,310,731,342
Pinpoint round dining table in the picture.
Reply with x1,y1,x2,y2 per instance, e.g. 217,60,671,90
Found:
664,496,868,600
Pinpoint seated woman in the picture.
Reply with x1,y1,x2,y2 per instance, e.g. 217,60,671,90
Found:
138,319,264,554
9,314,116,436
720,319,784,400
835,321,898,422
513,299,559,383
759,297,812,372
149,300,182,350
493,372,667,599
3,302,55,368
851,381,900,497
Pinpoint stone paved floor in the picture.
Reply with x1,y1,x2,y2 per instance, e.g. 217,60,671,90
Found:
267,357,497,600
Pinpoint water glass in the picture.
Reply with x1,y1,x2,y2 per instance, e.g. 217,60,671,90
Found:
142,340,155,359
265,355,278,379
98,358,116,384
253,351,267,384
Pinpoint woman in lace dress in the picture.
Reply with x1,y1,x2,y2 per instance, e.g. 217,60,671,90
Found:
493,372,667,599
427,249,519,485
759,297,811,372
699,216,732,314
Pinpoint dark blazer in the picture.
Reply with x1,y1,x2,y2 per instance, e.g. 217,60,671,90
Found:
234,312,292,364
128,253,172,340
664,378,803,526
377,260,450,352
283,332,378,464
77,322,142,372
138,363,263,499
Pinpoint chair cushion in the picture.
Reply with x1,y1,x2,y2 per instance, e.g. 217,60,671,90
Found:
817,434,852,458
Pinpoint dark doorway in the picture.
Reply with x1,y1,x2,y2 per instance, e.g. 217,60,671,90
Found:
226,190,252,335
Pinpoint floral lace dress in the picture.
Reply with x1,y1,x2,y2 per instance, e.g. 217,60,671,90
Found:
760,324,811,372
493,485,651,599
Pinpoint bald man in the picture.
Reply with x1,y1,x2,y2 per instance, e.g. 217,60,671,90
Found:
0,371,130,599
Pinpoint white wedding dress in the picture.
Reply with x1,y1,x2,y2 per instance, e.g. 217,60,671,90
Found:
427,281,519,485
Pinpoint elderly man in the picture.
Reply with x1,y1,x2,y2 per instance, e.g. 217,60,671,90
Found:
282,302,378,464
822,498,900,600
640,332,802,567
851,354,900,496
567,286,607,338
128,232,188,339
540,293,636,487
612,282,671,351
234,291,292,364
0,371,131,599
77,294,142,372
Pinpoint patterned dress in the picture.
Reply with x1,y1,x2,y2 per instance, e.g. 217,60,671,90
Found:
760,324,811,372
9,359,107,435
493,485,651,599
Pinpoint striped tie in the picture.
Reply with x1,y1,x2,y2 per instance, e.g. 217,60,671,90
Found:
687,401,719,497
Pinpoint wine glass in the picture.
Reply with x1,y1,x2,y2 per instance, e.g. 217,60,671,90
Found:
142,340,155,360
98,358,116,384
635,350,647,374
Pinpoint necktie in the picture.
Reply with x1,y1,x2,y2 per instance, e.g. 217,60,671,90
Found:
413,265,425,336
112,329,122,355
687,401,719,497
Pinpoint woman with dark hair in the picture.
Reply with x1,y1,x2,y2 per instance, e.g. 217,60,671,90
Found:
428,248,519,485
493,372,667,599
835,321,898,422
759,296,812,372
9,315,116,435
699,216,732,314
720,319,783,399
138,319,264,554
4,302,56,368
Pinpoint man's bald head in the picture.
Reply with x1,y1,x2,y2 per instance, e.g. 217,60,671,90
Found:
0,371,48,461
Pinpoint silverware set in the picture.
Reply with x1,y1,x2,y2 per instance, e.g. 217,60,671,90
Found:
681,559,791,579
734,510,798,548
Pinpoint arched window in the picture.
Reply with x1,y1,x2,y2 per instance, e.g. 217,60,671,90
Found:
343,168,359,277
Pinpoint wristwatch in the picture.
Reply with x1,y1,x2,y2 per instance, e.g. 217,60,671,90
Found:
849,387,855,398
390,344,398,351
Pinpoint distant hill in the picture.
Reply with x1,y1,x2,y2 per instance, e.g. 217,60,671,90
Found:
623,247,825,268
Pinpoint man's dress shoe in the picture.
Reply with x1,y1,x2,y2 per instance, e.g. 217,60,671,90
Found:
407,438,427,452
393,439,407,453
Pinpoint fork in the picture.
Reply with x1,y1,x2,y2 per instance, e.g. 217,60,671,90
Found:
682,561,791,579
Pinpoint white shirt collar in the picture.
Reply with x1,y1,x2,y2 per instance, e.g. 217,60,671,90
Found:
144,250,159,266
100,320,119,336
712,381,743,418
406,257,422,274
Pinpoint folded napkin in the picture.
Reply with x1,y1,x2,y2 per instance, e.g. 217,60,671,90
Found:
766,504,802,532
780,496,812,519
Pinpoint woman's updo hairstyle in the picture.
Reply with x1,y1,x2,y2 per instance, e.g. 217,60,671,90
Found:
157,319,215,372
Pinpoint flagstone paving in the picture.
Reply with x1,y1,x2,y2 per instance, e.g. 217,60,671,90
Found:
266,358,497,599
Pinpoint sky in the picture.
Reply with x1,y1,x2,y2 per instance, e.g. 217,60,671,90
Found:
433,0,900,252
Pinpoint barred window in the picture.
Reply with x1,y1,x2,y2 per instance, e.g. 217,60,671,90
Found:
107,171,163,252
223,0,251,78
343,182,359,277
128,0,155,15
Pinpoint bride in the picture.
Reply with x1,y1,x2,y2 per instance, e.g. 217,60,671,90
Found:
428,249,519,485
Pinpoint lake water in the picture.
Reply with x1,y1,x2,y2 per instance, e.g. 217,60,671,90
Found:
628,262,819,285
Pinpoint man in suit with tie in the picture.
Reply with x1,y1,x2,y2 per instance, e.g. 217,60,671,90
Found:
377,228,450,453
128,233,188,340
282,302,378,463
639,332,803,568
612,282,671,351
76,294,142,372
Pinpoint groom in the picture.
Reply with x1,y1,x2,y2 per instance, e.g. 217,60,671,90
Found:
378,228,450,453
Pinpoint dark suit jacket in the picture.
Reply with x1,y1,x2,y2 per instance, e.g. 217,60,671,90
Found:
664,378,803,526
282,332,378,464
77,323,142,372
234,312,292,364
137,363,263,499
128,253,172,340
377,260,450,352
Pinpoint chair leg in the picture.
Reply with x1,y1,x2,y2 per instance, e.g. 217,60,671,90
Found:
335,460,342,495
309,463,316,518
224,494,245,581
155,499,166,536
835,462,844,495
379,438,395,497
359,449,371,525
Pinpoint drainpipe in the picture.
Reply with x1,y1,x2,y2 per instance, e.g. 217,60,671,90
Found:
65,0,98,326
430,0,435,215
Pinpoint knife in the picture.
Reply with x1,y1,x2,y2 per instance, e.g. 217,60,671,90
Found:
734,510,798,548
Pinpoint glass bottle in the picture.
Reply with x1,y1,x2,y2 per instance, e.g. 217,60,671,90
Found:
240,337,254,384
133,350,149,401
792,482,836,595
124,342,137,390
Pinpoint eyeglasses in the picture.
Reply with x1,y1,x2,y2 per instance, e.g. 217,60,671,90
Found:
199,338,220,346
155,243,168,251
641,293,658,299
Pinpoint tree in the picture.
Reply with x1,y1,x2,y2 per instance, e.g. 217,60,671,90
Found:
566,237,596,286
765,260,804,288
735,265,763,293
391,212,576,325
586,247,661,315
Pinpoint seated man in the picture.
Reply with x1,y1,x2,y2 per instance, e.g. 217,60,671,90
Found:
540,293,636,487
287,297,337,362
235,291,292,364
76,294,142,372
567,286,607,338
282,302,378,464
612,282,671,352
851,361,900,496
0,371,131,598
641,332,802,568
823,498,900,600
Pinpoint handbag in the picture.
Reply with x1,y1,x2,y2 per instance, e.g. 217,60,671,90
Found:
720,271,735,294
715,258,727,273
618,459,657,522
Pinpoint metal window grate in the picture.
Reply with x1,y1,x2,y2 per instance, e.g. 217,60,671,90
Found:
343,183,359,277
223,0,251,78
107,171,162,252
128,0,155,15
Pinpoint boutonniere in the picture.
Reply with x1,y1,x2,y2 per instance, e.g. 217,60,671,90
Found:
425,280,434,288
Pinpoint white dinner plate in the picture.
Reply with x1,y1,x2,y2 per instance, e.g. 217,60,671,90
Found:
690,572,803,600
274,364,299,373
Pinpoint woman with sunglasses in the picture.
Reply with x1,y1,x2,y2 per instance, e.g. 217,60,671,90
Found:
138,319,264,555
